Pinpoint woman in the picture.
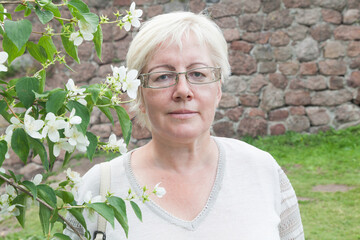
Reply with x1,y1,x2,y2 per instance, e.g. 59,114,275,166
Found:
65,12,304,240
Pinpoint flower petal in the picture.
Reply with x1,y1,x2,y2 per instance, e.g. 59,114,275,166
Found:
0,51,8,63
74,37,83,46
132,19,140,28
0,64,8,72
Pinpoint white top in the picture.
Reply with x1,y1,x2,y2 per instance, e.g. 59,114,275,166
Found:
64,137,304,240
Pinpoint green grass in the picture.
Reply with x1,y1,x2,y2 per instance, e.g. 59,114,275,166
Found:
243,126,360,240
1,126,360,239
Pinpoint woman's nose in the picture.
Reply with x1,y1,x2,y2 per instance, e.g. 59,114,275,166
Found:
172,74,194,101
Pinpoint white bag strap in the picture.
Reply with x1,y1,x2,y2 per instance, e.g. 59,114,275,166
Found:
94,162,111,240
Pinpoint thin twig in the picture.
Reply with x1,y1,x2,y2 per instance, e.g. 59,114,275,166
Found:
0,174,86,240
0,1,24,4
3,97,23,124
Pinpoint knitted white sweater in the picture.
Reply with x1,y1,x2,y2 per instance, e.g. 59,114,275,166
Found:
64,137,304,240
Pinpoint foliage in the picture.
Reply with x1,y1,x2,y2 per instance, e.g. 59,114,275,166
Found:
0,0,149,239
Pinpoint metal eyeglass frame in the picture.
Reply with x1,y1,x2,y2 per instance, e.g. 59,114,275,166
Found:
139,66,221,89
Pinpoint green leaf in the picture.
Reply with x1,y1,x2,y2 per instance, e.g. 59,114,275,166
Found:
8,169,23,183
22,180,37,200
35,6,54,24
61,24,80,63
86,84,101,103
53,233,72,240
43,3,63,25
46,90,67,114
39,36,57,61
15,4,26,12
38,69,46,94
55,190,74,204
93,25,103,61
48,137,56,168
87,202,114,228
107,196,128,236
3,34,26,64
63,150,72,167
26,41,48,64
67,100,90,135
11,128,29,164
29,137,49,171
68,0,90,13
86,132,97,161
24,7,32,17
0,140,7,167
0,5,11,21
82,12,99,32
4,20,32,50
37,184,57,208
39,204,51,235
114,106,132,145
12,193,27,228
68,208,87,230
130,201,142,222
15,77,39,109
0,100,11,122
99,106,114,125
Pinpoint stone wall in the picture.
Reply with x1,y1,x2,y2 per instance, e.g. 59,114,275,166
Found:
2,0,360,148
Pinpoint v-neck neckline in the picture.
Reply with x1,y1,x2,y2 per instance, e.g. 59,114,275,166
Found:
124,137,225,231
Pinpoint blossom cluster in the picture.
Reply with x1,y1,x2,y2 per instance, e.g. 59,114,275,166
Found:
0,185,20,220
66,78,87,106
100,133,127,154
69,2,142,47
3,107,89,159
65,168,82,196
106,65,140,99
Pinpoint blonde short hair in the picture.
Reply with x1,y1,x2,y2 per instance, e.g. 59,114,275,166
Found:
126,11,231,129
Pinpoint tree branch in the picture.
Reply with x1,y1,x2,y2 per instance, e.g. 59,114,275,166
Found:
0,174,86,240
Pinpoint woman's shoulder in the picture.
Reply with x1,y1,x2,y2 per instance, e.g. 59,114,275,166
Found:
213,136,280,169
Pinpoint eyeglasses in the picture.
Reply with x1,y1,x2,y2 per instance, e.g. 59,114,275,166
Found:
139,67,221,89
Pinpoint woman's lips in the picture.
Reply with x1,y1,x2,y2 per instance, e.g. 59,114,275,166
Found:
168,110,198,119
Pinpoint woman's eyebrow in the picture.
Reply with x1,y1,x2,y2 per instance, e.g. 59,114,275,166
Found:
148,65,175,73
186,62,208,69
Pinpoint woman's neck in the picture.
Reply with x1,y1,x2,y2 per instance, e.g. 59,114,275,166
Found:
138,133,218,173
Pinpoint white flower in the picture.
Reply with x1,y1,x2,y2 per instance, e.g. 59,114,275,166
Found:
5,117,23,137
53,138,74,157
122,2,143,31
31,174,42,185
111,65,127,81
68,109,82,125
153,182,166,198
107,133,127,154
0,203,20,217
5,185,16,197
0,167,5,174
66,78,86,95
69,31,83,46
42,112,67,143
69,20,95,46
79,20,95,38
122,69,140,99
66,168,82,186
24,108,44,139
83,191,102,204
64,127,89,152
66,79,87,106
0,51,8,72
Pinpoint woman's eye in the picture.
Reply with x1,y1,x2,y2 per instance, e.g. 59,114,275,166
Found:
188,71,206,80
152,74,173,82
